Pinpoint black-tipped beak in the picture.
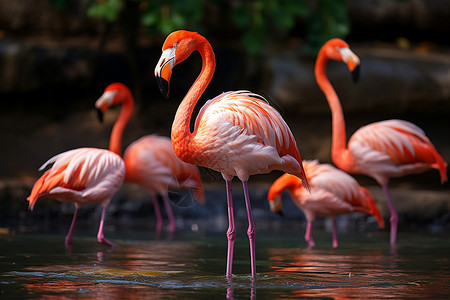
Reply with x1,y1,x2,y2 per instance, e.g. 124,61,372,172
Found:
352,65,360,83
277,210,285,217
156,76,170,99
96,108,104,123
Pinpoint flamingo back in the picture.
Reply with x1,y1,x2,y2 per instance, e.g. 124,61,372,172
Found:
27,148,125,209
349,120,447,183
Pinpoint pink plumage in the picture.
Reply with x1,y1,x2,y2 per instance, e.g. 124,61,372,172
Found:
155,30,311,278
315,38,447,246
95,83,204,233
268,160,384,248
27,148,125,247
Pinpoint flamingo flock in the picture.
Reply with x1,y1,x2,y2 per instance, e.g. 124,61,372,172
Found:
26,30,447,278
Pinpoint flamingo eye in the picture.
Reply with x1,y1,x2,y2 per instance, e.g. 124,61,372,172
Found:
173,42,178,49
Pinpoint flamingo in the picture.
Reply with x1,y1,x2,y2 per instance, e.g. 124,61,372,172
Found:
27,148,125,247
154,30,311,278
95,82,205,233
268,160,385,248
315,38,447,246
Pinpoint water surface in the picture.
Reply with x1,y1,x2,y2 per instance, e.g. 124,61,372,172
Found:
1,231,449,299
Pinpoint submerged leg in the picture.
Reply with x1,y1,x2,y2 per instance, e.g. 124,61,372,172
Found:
65,207,79,247
151,195,163,233
242,180,256,278
332,218,339,248
305,220,315,248
226,180,236,279
97,205,115,247
382,184,398,246
162,193,176,233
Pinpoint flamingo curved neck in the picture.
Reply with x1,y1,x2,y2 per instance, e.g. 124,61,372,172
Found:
315,52,348,164
171,40,216,162
109,92,133,156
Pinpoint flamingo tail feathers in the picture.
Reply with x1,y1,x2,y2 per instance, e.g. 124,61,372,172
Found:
362,187,385,228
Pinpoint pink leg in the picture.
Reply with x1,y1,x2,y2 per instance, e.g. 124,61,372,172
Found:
332,218,339,248
162,193,176,233
65,207,79,247
382,184,398,246
242,180,256,278
305,220,315,248
97,206,115,247
226,180,236,279
151,195,163,233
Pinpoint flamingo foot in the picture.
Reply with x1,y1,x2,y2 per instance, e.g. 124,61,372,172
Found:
97,234,116,248
97,206,115,248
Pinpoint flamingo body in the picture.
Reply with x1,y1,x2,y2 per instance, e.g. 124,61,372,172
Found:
315,38,447,246
124,135,205,203
344,119,447,185
95,83,204,233
155,30,310,278
27,148,125,247
268,160,384,248
179,90,306,181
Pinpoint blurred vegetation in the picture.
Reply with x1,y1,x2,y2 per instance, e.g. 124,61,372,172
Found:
52,0,350,56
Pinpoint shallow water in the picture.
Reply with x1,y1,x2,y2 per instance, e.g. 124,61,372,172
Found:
1,231,449,299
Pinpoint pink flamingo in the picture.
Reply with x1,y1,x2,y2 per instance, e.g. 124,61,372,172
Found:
154,30,311,278
315,38,447,246
27,148,125,247
268,160,385,248
95,83,205,233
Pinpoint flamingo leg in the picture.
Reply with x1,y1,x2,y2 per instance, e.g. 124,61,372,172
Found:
242,180,256,278
332,218,339,248
97,206,115,247
305,220,315,248
151,195,163,233
225,180,236,279
162,193,176,233
382,184,398,246
65,207,79,247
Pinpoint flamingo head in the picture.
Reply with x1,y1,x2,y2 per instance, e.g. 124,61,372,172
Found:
154,30,207,98
323,38,361,82
95,82,132,122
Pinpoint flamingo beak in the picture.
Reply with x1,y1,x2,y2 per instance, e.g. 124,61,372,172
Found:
96,108,104,123
268,195,282,214
155,47,176,99
338,47,361,83
94,90,117,123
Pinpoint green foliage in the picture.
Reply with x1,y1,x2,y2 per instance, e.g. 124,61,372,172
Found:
87,0,122,22
140,0,203,35
63,0,350,56
231,0,310,55
305,0,350,54
50,0,70,11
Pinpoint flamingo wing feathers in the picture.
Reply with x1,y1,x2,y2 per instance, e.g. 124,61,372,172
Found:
194,91,310,189
349,120,447,183
27,148,125,209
